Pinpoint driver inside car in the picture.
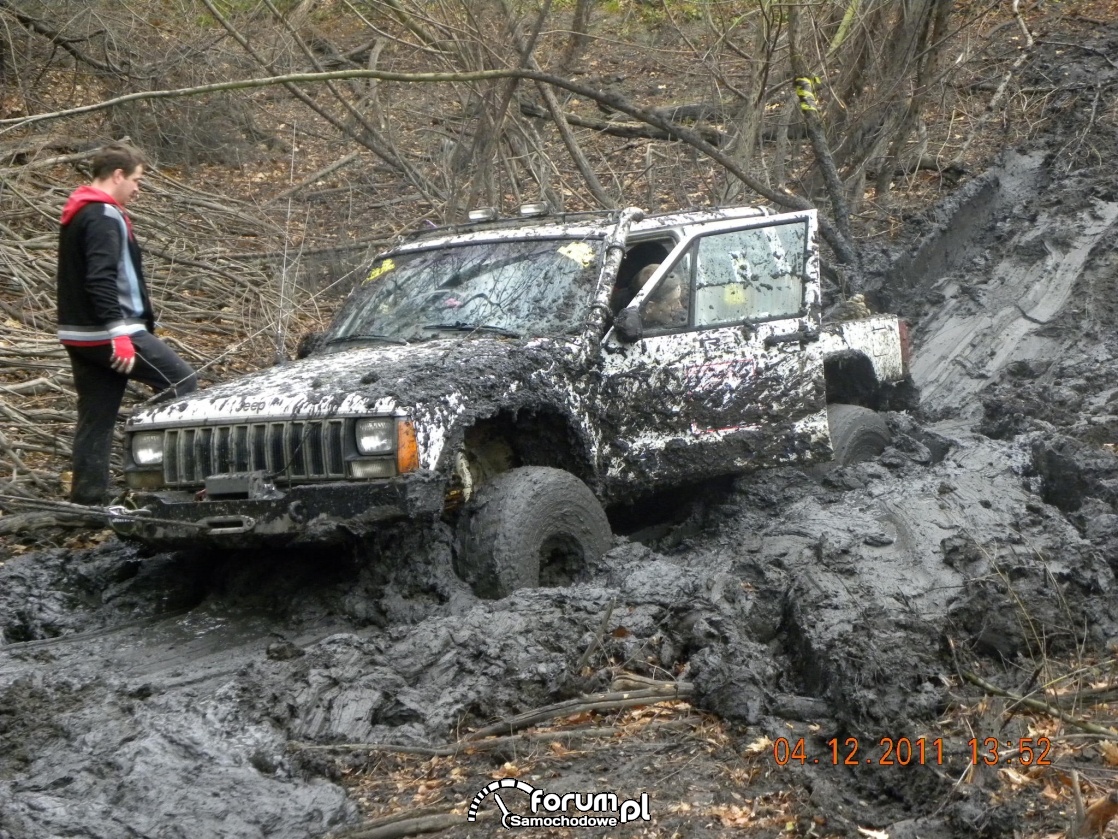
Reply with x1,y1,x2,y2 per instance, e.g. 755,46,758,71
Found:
633,264,687,329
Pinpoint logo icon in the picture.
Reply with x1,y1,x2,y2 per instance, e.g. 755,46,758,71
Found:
468,778,652,830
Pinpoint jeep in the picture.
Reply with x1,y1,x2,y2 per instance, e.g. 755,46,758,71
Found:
114,205,911,597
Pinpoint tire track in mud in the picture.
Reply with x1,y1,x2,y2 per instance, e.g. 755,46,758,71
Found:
909,153,1118,422
1,609,340,694
706,432,1111,695
0,607,356,838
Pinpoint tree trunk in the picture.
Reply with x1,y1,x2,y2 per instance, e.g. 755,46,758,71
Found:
787,5,856,264
560,0,592,71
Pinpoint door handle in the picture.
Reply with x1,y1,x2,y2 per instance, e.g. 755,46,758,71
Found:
764,329,819,348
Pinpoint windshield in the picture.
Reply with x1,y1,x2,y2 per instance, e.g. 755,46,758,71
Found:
327,238,604,345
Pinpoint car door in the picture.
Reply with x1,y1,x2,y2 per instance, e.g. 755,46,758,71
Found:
598,211,828,493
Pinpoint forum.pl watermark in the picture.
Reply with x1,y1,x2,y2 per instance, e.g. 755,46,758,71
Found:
468,778,652,829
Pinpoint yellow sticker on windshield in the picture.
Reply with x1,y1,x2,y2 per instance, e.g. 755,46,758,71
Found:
724,284,747,305
365,258,395,284
558,242,595,268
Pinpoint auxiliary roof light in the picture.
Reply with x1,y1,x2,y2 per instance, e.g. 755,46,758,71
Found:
467,207,498,222
519,202,550,217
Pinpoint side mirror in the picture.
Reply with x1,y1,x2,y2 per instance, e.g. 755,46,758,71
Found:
295,331,324,359
614,308,643,343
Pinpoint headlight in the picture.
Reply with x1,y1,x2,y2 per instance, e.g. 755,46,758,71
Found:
131,431,164,466
355,418,395,455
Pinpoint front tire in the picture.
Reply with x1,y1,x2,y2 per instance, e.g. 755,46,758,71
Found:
827,403,891,465
454,466,612,599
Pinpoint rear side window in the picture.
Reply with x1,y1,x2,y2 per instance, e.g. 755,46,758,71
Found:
692,221,807,327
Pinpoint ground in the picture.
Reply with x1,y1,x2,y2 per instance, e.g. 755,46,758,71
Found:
4,6,1118,839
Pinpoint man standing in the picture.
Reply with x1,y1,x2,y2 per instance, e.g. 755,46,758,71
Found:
57,142,197,505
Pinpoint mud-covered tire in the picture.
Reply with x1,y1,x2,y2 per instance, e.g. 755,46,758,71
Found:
454,466,612,599
828,403,891,465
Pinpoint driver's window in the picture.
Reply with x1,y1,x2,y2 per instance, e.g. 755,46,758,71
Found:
693,222,807,327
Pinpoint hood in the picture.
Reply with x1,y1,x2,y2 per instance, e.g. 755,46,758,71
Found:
60,186,133,235
129,335,582,428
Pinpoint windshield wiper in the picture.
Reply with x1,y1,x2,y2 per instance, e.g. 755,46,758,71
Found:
325,333,409,346
422,322,521,338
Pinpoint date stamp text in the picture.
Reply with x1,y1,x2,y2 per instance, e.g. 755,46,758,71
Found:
769,736,1052,767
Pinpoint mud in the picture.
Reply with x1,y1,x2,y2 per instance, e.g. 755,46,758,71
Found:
5,24,1118,839
5,418,1115,837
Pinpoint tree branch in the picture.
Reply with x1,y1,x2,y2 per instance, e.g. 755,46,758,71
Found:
961,669,1118,739
196,0,439,203
519,99,728,147
787,5,856,264
265,151,362,206
0,63,855,249
0,0,127,75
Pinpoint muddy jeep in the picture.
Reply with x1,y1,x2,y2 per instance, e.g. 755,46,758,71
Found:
114,205,911,597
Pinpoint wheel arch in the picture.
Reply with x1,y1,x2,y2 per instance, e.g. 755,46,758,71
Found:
441,405,599,505
824,351,883,410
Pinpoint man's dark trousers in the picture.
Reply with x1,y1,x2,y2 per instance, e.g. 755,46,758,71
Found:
65,330,196,505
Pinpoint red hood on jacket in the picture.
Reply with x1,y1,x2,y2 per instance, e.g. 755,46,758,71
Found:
60,185,133,236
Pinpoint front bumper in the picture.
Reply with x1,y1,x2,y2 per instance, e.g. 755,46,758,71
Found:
111,473,444,548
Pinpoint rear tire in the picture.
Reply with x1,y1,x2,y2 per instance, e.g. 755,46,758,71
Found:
827,403,890,465
454,466,611,599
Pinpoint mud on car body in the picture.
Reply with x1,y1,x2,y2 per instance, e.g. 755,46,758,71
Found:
114,205,912,597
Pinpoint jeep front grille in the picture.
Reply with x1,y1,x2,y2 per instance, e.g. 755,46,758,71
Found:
161,420,347,487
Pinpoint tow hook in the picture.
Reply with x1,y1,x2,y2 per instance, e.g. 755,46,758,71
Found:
201,515,257,535
106,504,150,535
288,501,308,524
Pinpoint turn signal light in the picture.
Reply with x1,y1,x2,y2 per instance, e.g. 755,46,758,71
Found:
397,420,420,473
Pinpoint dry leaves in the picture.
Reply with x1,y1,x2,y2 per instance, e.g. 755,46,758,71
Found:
744,736,774,755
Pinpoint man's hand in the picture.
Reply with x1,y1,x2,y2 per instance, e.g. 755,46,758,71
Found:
110,335,136,374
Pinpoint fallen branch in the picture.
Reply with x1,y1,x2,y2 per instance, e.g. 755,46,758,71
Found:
0,377,67,396
465,682,693,740
574,599,614,674
1037,39,1118,71
0,510,107,535
267,152,362,206
961,670,1118,739
519,100,728,147
0,494,111,516
0,429,55,492
289,717,693,758
328,807,492,839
